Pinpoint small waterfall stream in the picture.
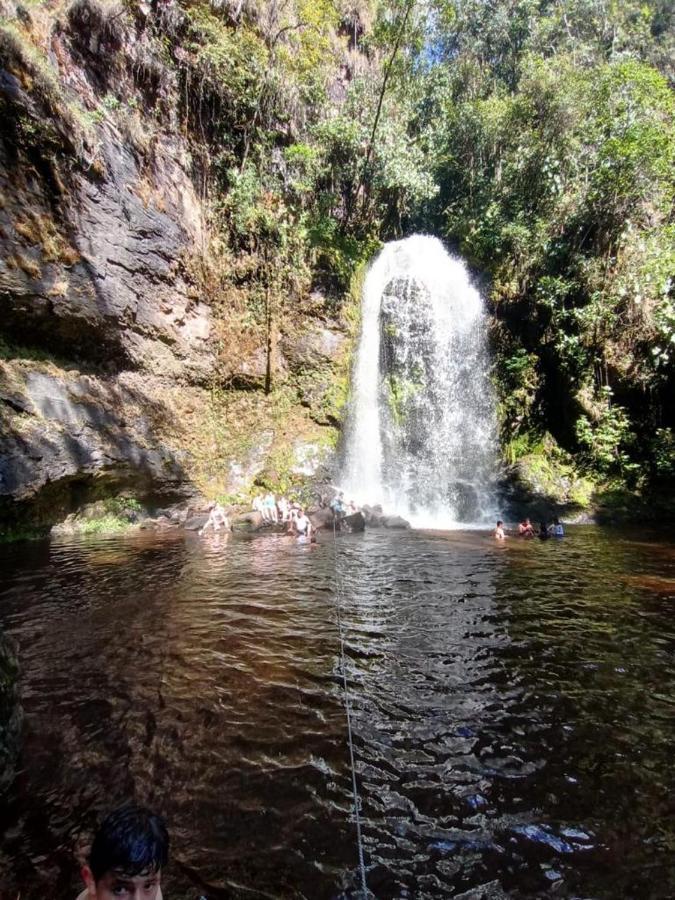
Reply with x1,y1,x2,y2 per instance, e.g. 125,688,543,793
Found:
342,235,498,527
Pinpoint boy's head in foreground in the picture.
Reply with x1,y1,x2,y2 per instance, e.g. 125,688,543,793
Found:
82,805,168,899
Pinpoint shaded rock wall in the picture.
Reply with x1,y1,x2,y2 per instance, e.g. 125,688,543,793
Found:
0,4,350,526
0,363,194,524
0,5,218,521
0,86,212,382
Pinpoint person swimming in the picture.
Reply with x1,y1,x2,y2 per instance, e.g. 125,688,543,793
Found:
518,517,535,537
77,805,168,900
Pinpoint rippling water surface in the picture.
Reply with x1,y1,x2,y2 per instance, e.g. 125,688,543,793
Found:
0,526,674,898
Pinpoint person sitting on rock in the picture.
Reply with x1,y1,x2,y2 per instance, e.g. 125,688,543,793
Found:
265,493,278,524
253,494,265,520
77,805,168,900
278,496,289,522
199,502,229,535
518,517,535,537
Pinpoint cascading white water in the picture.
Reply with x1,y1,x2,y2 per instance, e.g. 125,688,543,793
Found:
342,235,498,528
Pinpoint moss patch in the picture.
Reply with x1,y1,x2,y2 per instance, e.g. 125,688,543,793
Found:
506,433,597,510
0,524,49,544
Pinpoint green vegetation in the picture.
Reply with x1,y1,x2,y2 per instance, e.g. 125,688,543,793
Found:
176,0,672,494
76,513,132,535
1,0,672,507
0,525,49,544
415,1,674,492
385,373,423,426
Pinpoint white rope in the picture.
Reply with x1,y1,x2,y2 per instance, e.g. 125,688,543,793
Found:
332,517,369,898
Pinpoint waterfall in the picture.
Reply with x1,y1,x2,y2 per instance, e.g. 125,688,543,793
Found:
342,235,498,528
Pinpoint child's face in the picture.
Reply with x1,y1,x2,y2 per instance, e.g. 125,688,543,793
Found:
84,867,161,899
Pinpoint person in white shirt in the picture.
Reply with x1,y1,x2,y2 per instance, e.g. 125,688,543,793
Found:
253,494,265,520
294,509,312,539
199,502,229,535
278,496,289,522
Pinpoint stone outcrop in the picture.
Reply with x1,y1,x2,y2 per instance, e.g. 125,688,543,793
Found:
231,510,264,532
0,103,213,383
282,318,349,426
0,365,195,524
0,5,348,527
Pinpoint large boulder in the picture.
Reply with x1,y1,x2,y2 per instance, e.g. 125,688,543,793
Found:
382,515,410,529
362,504,384,527
184,514,209,531
308,507,336,531
343,511,365,532
0,369,193,526
231,510,264,532
281,324,346,371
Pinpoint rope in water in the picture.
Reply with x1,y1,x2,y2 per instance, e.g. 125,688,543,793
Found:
331,517,369,898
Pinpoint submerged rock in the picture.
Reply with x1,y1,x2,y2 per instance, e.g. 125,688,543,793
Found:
0,632,22,794
231,511,264,532
184,514,210,531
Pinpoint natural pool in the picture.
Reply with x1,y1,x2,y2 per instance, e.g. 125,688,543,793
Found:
0,526,673,898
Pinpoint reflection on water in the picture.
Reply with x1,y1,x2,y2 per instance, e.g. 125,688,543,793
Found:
0,526,674,898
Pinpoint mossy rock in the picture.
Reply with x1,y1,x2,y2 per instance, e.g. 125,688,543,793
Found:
592,483,675,524
501,449,596,519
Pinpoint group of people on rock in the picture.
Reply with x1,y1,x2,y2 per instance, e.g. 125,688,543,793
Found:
329,492,358,519
252,492,284,523
253,493,300,526
251,492,315,539
197,489,361,543
494,516,565,541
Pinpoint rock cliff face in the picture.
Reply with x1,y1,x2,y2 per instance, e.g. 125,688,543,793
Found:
0,132,212,381
0,4,213,382
0,3,350,527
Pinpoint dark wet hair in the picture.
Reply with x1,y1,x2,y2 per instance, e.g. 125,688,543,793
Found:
89,806,169,881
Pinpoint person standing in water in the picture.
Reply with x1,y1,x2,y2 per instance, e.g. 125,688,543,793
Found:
494,520,506,540
77,805,168,900
294,508,313,540
548,516,564,537
518,517,535,537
